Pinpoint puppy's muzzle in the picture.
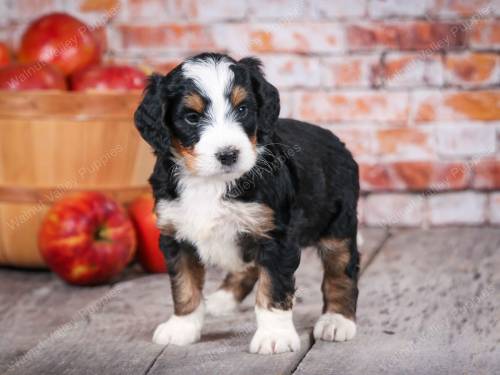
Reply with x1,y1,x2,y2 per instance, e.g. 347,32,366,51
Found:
216,147,240,166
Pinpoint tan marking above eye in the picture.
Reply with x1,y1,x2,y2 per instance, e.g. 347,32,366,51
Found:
184,93,205,113
231,85,247,107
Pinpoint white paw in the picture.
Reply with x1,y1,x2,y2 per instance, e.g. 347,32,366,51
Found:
249,307,301,355
313,313,356,342
152,304,204,346
250,327,301,354
205,289,238,316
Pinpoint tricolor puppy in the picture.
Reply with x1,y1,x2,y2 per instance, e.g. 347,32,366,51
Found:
134,53,360,355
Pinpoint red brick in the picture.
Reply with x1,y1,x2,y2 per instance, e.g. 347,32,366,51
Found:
428,192,487,225
489,192,500,224
347,22,467,51
435,124,497,157
295,91,408,123
445,52,500,87
79,0,119,13
470,20,500,49
321,55,381,88
360,161,472,192
429,161,472,190
381,52,444,88
395,161,471,191
375,128,434,160
118,24,214,52
393,161,434,190
312,0,367,19
364,193,425,227
65,0,121,26
359,163,399,191
258,55,321,89
212,23,345,55
473,159,500,189
412,90,500,122
442,91,500,121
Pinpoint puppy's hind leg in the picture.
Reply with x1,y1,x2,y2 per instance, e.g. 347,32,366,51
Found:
314,236,359,342
206,266,259,316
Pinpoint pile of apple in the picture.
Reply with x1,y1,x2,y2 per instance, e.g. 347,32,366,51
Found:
0,12,147,91
39,192,167,286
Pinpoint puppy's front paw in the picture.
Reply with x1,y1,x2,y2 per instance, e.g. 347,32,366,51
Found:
205,290,238,316
153,317,200,346
313,313,356,342
153,305,204,346
250,326,301,354
249,307,300,355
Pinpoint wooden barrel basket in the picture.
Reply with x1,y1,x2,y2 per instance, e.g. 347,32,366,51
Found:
0,91,155,268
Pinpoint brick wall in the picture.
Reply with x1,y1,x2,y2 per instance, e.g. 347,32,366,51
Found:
1,0,499,227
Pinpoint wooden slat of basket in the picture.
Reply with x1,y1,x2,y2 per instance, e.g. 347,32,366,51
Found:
0,91,142,120
0,202,47,267
0,118,154,187
0,185,151,204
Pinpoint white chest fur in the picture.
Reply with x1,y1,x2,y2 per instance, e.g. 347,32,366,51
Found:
156,177,274,271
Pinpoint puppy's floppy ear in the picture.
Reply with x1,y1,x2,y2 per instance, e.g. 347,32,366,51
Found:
239,57,280,137
134,74,170,154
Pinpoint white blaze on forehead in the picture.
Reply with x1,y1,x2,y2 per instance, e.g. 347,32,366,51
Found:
180,56,256,179
182,57,235,124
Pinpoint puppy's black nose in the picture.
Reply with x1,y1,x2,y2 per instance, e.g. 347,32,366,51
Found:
216,147,239,166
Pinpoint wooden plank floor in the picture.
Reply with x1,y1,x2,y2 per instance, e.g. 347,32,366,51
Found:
1,227,498,375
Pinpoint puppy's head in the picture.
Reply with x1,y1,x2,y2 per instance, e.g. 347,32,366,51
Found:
134,53,280,181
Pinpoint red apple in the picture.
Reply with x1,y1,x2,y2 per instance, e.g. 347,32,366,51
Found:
70,65,147,91
18,13,100,76
0,42,11,67
0,62,67,90
39,192,136,285
129,194,167,273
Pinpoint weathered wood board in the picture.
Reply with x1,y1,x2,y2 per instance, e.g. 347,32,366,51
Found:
0,270,111,373
295,227,500,375
4,274,169,375
1,228,389,375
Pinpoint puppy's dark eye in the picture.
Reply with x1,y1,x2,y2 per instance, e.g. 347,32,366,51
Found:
184,112,200,125
237,104,248,118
